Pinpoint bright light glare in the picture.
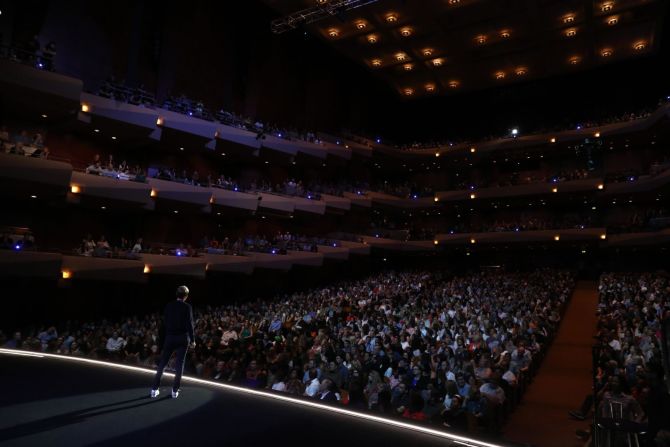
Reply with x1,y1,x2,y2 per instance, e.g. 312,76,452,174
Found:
0,348,504,447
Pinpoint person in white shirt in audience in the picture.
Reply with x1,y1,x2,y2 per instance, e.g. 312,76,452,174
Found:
132,238,143,253
106,332,126,353
304,369,320,397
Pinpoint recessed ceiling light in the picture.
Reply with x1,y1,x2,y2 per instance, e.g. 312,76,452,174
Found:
371,58,382,67
565,28,577,37
607,16,618,25
400,27,412,37
355,21,367,30
432,58,444,67
500,30,511,38
30,195,37,199
495,71,506,79
173,210,179,214
94,129,100,133
569,56,581,65
563,15,575,24
41,114,48,118
327,28,339,38
448,80,459,88
422,48,433,57
111,136,117,140
101,206,106,210
601,48,613,57
425,84,436,92
515,67,527,76
403,63,413,71
385,13,398,23
179,147,184,151
633,41,646,51
367,34,378,44
475,35,487,44
403,88,414,96
395,52,407,61
601,2,614,12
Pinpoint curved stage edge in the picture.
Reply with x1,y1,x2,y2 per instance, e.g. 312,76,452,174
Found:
0,348,512,447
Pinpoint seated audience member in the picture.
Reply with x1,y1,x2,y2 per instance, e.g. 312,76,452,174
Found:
304,369,320,397
317,378,339,402
131,238,143,253
106,332,126,354
402,392,428,421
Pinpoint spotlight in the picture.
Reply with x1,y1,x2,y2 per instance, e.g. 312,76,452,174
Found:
511,128,519,136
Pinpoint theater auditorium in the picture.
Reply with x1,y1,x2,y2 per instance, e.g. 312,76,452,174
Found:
0,1,669,446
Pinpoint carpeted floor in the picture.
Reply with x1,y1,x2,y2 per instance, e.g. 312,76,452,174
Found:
503,280,599,447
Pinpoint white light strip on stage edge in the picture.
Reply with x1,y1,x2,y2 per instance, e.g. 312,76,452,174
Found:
0,348,507,447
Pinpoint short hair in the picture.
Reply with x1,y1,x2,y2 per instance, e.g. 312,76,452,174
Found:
176,285,189,299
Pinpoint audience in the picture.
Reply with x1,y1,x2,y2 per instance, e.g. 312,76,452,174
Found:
3,268,573,435
569,272,670,443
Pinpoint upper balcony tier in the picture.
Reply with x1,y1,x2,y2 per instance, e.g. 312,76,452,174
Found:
3,58,670,165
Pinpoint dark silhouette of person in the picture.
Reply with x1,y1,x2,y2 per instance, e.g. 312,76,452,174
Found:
150,285,195,398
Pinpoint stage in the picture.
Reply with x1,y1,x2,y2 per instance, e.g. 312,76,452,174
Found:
0,349,510,447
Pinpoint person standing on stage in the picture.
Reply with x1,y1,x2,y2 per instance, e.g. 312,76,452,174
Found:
150,285,195,398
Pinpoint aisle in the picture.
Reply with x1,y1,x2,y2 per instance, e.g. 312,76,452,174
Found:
503,280,599,447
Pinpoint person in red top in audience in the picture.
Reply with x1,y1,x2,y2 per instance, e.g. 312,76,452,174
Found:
402,392,428,421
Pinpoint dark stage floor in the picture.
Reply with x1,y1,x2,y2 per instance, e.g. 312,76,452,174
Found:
0,349,511,447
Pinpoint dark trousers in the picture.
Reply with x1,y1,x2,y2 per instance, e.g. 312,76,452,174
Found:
152,334,189,391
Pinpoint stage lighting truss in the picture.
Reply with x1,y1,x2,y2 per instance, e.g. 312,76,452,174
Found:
271,0,380,34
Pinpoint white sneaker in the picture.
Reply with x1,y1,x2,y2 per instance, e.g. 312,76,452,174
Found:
171,389,179,398
150,389,160,398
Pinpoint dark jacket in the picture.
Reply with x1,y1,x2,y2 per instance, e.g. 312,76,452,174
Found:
163,299,195,342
